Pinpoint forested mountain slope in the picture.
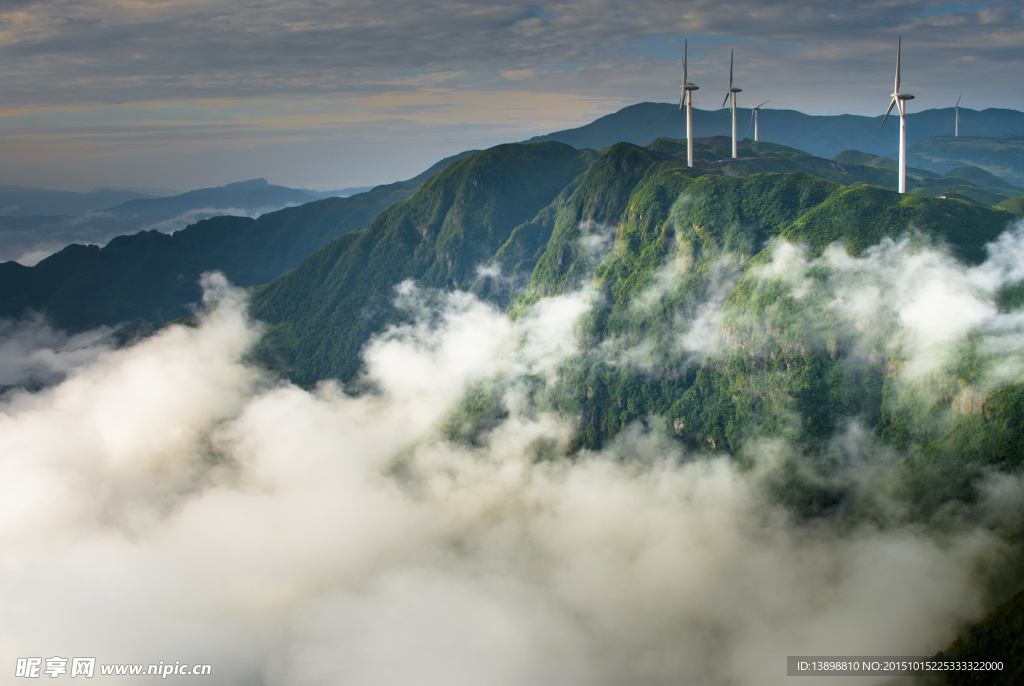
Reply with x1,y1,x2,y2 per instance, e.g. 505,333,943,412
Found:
0,151,474,330
250,142,600,383
0,178,323,264
252,138,1015,389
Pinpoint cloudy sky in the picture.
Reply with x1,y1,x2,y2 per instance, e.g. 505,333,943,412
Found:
0,0,1021,192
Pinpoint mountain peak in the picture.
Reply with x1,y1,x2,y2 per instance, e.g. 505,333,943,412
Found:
221,178,269,189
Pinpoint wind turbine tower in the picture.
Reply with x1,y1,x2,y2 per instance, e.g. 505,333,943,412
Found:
955,92,962,136
881,35,915,194
722,50,742,158
680,39,700,167
745,96,770,142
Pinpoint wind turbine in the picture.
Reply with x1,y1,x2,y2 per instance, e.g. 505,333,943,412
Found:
955,92,962,136
722,50,742,158
881,35,915,194
680,39,700,167
745,96,770,142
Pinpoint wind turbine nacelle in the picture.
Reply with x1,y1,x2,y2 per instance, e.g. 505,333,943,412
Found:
684,83,699,91
729,88,742,93
894,92,915,101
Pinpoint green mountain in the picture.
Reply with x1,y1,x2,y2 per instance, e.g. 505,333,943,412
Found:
248,138,1013,416
995,196,1024,214
0,152,474,330
905,135,1024,187
644,137,1017,206
943,164,1024,195
249,142,600,384
832,149,1024,205
479,142,1012,457
922,586,1024,686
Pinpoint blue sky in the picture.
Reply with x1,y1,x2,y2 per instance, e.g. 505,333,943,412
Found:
0,0,1020,191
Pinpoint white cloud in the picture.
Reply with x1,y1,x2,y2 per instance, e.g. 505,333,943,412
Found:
0,273,1013,685
744,230,1024,384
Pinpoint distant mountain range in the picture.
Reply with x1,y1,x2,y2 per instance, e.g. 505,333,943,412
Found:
0,178,327,264
0,179,391,265
0,150,475,329
904,135,1024,186
526,102,1024,161
5,104,1021,267
0,185,173,217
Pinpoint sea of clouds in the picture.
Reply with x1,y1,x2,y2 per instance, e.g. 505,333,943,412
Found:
2,224,1024,684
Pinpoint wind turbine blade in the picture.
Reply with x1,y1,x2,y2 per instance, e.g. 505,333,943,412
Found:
895,35,901,93
749,108,754,134
680,89,685,112
729,49,734,90
757,100,771,108
723,92,731,108
955,92,962,107
684,39,688,85
744,94,753,108
881,98,896,128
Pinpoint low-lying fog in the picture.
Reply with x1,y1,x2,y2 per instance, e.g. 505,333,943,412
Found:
3,225,1024,684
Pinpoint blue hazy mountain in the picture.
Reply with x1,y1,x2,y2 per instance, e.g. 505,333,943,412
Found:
0,178,323,264
902,135,1024,186
525,102,1024,160
303,186,376,198
0,185,168,217
0,150,476,329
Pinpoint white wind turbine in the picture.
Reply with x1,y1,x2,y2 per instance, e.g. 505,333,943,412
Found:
722,50,742,158
955,92,962,136
745,96,770,142
680,39,700,167
881,35,915,194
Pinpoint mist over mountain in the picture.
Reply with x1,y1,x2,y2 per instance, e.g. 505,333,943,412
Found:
314,185,376,198
0,179,322,265
0,185,172,218
0,151,476,331
6,137,1023,342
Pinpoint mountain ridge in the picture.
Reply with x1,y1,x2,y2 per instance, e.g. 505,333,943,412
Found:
526,102,1024,160
0,150,478,330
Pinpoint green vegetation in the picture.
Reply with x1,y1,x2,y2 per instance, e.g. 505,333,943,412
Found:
831,149,1024,206
917,586,1024,686
249,142,599,385
0,151,474,331
240,138,1017,443
783,184,1014,262
994,196,1024,215
650,138,1018,206
907,135,1024,187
